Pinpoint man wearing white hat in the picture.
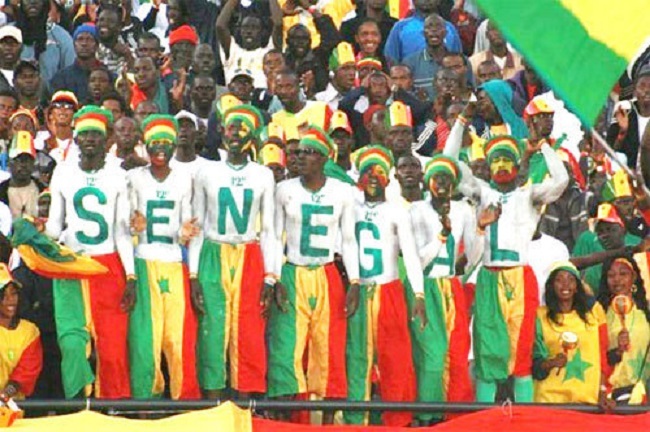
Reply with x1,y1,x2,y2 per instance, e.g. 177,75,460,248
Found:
170,110,210,178
0,26,22,91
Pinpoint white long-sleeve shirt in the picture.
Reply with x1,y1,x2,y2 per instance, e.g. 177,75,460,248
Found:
274,177,359,281
355,200,423,293
409,198,482,278
189,160,275,274
444,119,569,267
46,160,134,275
127,167,192,262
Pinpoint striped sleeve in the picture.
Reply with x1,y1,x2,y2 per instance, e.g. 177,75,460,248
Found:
9,331,43,396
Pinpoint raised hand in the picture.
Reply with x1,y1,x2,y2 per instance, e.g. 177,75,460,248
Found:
180,217,200,243
130,210,147,233
477,203,502,231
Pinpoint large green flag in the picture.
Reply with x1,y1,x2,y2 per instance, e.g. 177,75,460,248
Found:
476,0,650,127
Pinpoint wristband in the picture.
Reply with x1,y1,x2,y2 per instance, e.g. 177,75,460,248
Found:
349,279,360,286
126,274,137,281
600,385,608,392
308,5,319,14
438,233,448,243
457,114,468,127
189,272,198,279
264,276,277,286
414,292,425,299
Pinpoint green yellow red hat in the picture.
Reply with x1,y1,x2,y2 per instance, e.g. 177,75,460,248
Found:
329,110,352,134
299,125,336,159
385,101,413,129
485,135,521,165
424,154,461,187
259,143,286,167
356,144,394,178
9,108,38,128
523,97,554,120
0,263,20,291
259,122,284,146
596,202,624,227
329,42,356,71
224,104,265,137
356,57,383,71
142,114,178,144
215,94,242,121
9,130,36,159
548,261,580,281
601,170,633,202
73,105,113,136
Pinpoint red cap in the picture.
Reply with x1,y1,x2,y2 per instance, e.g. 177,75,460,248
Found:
169,25,198,46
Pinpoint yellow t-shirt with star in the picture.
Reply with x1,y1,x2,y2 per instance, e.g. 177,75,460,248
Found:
533,304,606,404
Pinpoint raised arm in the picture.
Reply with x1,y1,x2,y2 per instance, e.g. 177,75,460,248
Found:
216,0,238,59
269,0,283,49
530,143,570,205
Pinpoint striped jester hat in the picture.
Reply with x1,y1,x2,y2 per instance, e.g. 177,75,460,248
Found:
485,135,522,165
224,104,265,137
424,154,462,188
73,105,114,136
356,144,394,178
142,114,179,144
299,125,336,159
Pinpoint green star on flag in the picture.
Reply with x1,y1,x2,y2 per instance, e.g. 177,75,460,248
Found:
563,349,592,382
627,350,647,377
158,277,170,294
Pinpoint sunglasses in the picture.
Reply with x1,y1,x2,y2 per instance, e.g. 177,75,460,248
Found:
51,101,76,110
295,148,320,156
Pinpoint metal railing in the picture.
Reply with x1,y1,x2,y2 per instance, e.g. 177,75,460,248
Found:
15,399,650,416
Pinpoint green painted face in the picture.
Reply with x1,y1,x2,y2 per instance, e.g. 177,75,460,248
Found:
147,140,175,166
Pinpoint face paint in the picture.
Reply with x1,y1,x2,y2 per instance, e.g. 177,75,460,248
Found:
147,140,175,166
360,165,389,197
224,120,254,154
428,172,453,198
489,155,518,184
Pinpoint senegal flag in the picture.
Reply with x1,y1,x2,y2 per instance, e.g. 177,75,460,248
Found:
475,0,650,127
11,218,108,279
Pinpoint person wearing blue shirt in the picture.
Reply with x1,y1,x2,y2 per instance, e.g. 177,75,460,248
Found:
383,0,461,64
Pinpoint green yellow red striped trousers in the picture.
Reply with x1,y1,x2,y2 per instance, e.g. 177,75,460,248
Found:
473,265,539,381
268,262,347,399
345,279,416,426
196,240,267,393
128,258,200,399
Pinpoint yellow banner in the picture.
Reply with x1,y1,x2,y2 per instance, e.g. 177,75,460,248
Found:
11,402,252,432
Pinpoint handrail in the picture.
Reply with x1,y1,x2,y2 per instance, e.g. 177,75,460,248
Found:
14,399,650,415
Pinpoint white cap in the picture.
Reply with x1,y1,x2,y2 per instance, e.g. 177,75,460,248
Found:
175,110,198,129
231,68,254,82
0,26,22,44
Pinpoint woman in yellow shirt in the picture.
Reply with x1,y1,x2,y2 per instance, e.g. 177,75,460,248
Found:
532,261,609,406
597,255,650,404
0,264,42,401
